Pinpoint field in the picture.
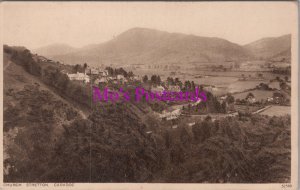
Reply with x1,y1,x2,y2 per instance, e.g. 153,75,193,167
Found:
268,81,281,89
227,81,262,93
128,67,285,96
234,105,262,113
259,106,291,116
233,89,274,101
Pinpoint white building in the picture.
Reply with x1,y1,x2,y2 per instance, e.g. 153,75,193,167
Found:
102,70,109,76
108,76,117,81
159,109,181,121
89,68,100,75
117,74,125,80
167,85,181,92
152,85,165,92
67,72,90,83
188,122,196,127
246,96,256,104
220,96,227,101
132,76,140,81
94,77,108,85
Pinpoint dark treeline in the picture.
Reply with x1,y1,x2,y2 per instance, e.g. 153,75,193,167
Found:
5,101,291,183
272,67,291,75
142,74,161,85
105,66,133,78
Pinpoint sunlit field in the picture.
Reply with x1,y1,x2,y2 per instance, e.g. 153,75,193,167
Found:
260,106,291,116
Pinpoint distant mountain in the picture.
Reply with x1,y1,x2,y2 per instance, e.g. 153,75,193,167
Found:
52,28,253,66
33,43,78,58
37,29,291,66
244,34,291,60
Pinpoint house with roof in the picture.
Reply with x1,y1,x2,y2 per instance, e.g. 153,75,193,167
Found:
67,72,90,83
88,68,100,75
94,77,108,85
101,70,109,76
188,122,196,127
132,75,140,81
151,85,165,92
117,74,125,80
167,85,181,92
116,74,128,83
159,109,181,121
246,94,256,104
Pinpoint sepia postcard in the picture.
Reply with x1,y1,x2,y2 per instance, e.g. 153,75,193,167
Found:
0,1,298,190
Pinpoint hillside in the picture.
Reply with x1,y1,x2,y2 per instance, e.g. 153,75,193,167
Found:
3,45,164,182
3,47,83,176
3,49,84,127
52,28,253,66
34,29,292,66
244,34,291,60
33,43,78,58
270,48,291,62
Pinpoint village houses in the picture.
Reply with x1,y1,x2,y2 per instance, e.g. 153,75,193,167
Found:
167,84,181,92
159,109,181,121
67,72,90,83
151,85,165,92
94,77,109,86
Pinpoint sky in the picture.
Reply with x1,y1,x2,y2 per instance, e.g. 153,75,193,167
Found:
2,1,298,49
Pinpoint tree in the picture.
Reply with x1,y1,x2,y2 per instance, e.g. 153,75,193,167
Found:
284,76,289,81
226,94,235,104
128,71,134,78
157,75,161,84
83,63,88,74
191,81,195,91
279,82,287,90
276,76,280,81
56,72,70,92
105,67,114,76
151,75,157,84
116,67,128,77
273,92,283,98
74,64,80,73
167,77,174,85
184,81,191,90
178,81,183,90
221,101,227,113
246,92,254,99
143,75,148,83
